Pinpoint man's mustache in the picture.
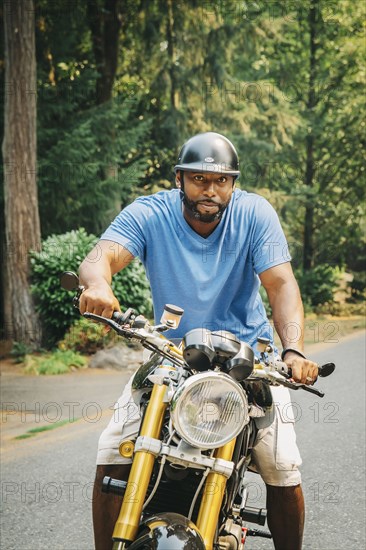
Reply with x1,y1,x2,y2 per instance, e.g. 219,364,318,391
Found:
196,199,220,205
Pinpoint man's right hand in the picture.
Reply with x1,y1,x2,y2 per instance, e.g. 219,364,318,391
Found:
79,280,121,318
78,240,134,318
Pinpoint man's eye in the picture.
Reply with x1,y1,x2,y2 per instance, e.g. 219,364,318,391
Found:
218,177,227,183
194,175,205,182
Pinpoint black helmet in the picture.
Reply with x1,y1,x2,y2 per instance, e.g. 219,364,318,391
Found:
174,132,240,178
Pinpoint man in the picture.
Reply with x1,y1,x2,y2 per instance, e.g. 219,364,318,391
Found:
79,132,318,550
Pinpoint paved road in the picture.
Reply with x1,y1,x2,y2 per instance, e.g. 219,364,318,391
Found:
1,367,134,550
1,331,365,550
245,330,366,550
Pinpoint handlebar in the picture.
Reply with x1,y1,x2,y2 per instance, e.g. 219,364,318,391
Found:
273,360,335,379
256,358,336,398
85,310,334,398
60,271,335,397
85,310,335,397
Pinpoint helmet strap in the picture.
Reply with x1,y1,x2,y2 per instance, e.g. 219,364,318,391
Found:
178,170,185,200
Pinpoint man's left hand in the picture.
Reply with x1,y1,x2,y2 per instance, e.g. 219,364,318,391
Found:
283,352,318,385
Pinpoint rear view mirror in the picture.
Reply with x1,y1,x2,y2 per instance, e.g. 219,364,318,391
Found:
60,271,79,291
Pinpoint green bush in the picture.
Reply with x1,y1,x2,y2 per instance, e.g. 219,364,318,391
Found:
59,317,143,354
30,228,152,347
58,317,115,354
349,271,366,302
10,341,36,363
315,301,366,317
296,265,341,307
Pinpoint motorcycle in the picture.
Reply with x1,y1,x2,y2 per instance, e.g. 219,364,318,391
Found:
61,271,335,550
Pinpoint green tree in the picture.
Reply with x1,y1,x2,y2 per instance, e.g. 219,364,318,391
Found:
120,1,302,189
255,0,365,270
26,0,366,274
35,0,151,235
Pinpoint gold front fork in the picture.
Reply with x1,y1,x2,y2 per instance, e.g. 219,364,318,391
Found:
112,380,168,543
196,438,236,550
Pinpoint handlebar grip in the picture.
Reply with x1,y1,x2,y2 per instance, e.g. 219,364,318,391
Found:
317,362,335,377
112,308,136,325
284,361,335,379
112,311,124,323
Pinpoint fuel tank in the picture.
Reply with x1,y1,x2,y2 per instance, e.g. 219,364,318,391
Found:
128,512,205,549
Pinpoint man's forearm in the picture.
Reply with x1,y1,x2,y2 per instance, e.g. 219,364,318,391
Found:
261,264,317,382
79,247,113,288
268,279,304,352
79,240,134,289
78,241,131,316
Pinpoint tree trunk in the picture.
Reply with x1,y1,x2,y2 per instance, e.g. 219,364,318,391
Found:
2,0,42,345
167,0,178,110
303,0,318,270
87,0,122,218
87,0,121,105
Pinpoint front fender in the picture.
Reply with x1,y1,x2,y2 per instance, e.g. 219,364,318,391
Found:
128,512,205,549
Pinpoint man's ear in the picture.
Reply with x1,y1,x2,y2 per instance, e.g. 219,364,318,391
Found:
176,172,181,188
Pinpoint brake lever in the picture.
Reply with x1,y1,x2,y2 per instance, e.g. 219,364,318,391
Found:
265,371,325,397
286,381,325,398
83,312,134,338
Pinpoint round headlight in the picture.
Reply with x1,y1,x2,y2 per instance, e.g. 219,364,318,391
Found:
171,372,249,449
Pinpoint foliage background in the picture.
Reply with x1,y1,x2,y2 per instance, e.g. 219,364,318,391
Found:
30,228,152,346
1,0,365,347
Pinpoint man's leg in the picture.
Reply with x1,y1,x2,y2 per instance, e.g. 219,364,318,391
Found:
93,464,131,550
266,483,305,550
93,375,140,549
249,386,304,549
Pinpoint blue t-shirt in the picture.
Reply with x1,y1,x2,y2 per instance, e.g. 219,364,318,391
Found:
101,189,291,348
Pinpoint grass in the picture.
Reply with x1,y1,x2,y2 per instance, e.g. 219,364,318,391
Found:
273,315,365,349
15,418,78,440
23,349,87,375
303,315,365,346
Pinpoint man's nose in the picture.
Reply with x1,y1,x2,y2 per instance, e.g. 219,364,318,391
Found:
202,180,216,196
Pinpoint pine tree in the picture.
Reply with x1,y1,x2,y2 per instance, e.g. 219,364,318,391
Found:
3,0,41,345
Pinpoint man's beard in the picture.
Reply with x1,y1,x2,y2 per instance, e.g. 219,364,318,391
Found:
182,194,230,223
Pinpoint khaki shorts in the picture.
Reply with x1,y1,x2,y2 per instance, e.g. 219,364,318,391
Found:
96,377,302,487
